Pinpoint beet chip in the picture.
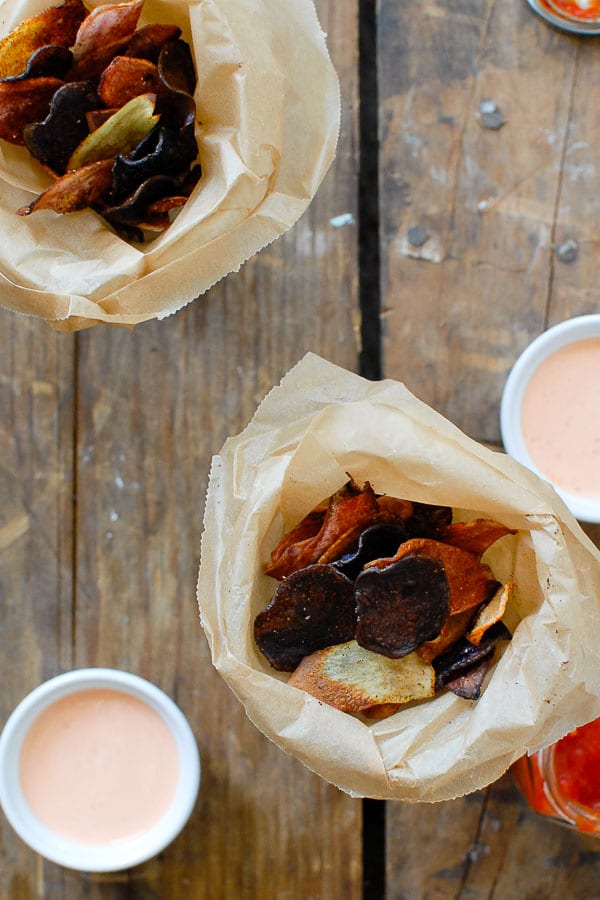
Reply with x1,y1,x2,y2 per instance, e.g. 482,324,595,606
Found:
445,655,495,700
17,158,114,215
0,0,86,79
23,81,101,174
254,564,356,672
0,76,63,144
433,621,511,691
372,538,498,615
332,521,407,581
355,555,450,659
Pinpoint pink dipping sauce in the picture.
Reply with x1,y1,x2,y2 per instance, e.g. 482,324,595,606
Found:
19,689,180,845
520,337,600,498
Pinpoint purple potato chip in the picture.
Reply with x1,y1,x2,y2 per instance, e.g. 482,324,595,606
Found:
355,555,450,659
433,621,511,690
333,521,407,581
254,564,356,672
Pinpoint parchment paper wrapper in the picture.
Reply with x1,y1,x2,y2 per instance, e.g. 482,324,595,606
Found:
197,353,600,801
0,0,339,330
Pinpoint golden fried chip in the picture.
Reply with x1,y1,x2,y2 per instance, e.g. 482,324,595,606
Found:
98,55,163,108
440,519,515,558
368,537,498,615
289,641,436,713
466,581,513,646
17,158,114,215
0,0,86,79
0,76,63,144
67,92,159,169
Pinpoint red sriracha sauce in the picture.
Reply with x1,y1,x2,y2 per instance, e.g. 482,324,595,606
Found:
546,0,600,20
552,718,600,811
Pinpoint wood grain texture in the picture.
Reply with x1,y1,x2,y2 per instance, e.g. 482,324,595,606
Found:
378,0,593,443
0,1,362,897
379,3,600,898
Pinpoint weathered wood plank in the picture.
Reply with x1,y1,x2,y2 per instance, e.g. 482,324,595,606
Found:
0,314,75,899
18,1,363,897
379,2,600,896
378,0,579,443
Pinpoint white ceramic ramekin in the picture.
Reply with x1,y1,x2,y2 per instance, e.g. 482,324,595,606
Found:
500,314,600,523
0,669,200,872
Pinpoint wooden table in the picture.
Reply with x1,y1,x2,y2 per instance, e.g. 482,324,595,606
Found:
2,0,600,897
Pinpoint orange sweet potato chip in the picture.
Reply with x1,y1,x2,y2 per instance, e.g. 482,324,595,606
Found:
0,0,86,79
466,581,514,646
98,55,163,107
0,76,64,143
417,607,476,663
440,519,515,558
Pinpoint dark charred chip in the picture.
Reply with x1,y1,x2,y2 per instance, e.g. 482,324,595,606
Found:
158,38,196,95
0,76,63,144
17,157,114,215
100,170,188,223
254,564,356,672
23,81,101,174
433,621,511,690
111,122,198,201
440,519,516,558
1,45,73,82
373,537,499,615
68,0,144,81
355,555,450,659
445,655,494,700
405,502,453,539
124,23,182,62
332,522,407,581
98,55,164,108
0,0,87,79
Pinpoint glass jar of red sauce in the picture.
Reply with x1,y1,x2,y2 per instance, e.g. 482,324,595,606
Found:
512,718,600,835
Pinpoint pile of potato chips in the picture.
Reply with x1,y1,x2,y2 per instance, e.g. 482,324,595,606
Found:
0,0,200,241
255,479,515,720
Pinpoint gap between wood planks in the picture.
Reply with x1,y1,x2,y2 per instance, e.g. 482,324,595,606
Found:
358,3,386,899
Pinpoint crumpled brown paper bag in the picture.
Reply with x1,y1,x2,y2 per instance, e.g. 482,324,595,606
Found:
197,353,600,802
0,0,339,330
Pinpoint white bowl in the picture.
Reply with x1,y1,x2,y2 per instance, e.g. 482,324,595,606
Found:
0,669,200,872
500,314,600,523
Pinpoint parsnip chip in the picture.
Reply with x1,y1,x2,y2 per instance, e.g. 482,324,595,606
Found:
0,76,64,143
370,537,498,615
289,641,436,713
355,555,450,659
16,157,114,214
67,91,158,168
466,581,513,646
254,564,356,672
440,519,516,558
0,0,86,79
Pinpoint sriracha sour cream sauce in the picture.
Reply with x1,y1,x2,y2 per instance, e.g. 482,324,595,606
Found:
552,718,600,811
19,689,180,845
520,337,600,499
